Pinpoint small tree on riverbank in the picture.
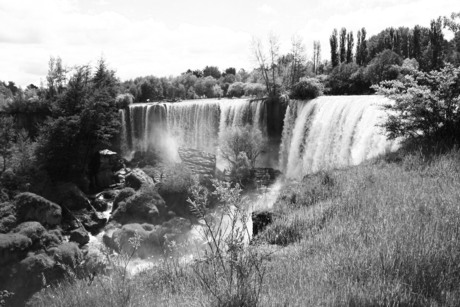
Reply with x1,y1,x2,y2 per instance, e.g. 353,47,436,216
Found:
374,63,460,144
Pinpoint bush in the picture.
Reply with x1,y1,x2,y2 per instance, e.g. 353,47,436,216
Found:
227,82,245,98
290,78,324,100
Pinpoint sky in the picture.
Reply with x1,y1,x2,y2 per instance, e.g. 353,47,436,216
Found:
0,0,458,87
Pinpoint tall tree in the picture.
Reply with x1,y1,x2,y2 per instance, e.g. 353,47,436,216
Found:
356,30,362,65
203,66,221,79
339,27,347,63
359,28,368,65
346,31,354,63
290,35,306,87
412,25,422,61
429,17,444,70
313,41,321,74
330,29,339,67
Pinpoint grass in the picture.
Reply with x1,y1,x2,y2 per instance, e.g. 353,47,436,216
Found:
28,149,460,306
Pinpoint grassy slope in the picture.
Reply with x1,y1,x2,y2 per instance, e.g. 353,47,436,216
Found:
29,150,460,306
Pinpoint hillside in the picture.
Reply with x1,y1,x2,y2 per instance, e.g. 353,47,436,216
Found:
28,148,460,306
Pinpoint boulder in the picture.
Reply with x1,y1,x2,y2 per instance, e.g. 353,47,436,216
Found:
112,187,136,212
47,242,83,268
14,193,62,227
69,227,90,246
250,168,282,187
252,211,273,237
12,221,46,245
92,198,109,212
53,183,90,211
103,217,192,258
73,209,107,235
0,201,17,233
111,188,165,225
125,168,155,190
0,233,32,265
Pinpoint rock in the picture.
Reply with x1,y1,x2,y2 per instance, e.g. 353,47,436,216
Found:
0,233,32,265
112,187,136,211
125,168,155,190
74,209,107,234
69,227,90,246
53,183,90,211
0,201,17,233
111,188,165,225
47,242,83,268
250,168,282,187
104,218,192,258
252,211,273,237
92,198,109,212
178,148,216,178
14,192,62,227
12,221,46,245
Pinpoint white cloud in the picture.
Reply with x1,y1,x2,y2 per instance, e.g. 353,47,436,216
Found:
257,4,278,16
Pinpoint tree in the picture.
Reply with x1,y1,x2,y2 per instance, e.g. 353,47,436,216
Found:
220,125,266,172
224,67,236,76
374,64,460,142
313,41,321,75
339,28,347,63
346,31,354,63
289,35,307,87
365,49,402,85
0,116,15,173
359,27,368,65
429,17,444,70
36,59,121,185
227,82,245,98
330,29,339,67
290,78,324,100
46,57,66,98
203,66,221,79
252,34,281,98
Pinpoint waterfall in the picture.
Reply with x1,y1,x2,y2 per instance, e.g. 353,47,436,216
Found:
280,96,399,179
124,98,267,159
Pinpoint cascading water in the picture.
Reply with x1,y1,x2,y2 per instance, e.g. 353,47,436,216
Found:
279,95,399,179
121,98,268,163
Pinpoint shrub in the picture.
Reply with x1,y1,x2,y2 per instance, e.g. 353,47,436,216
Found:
227,82,245,98
290,78,324,100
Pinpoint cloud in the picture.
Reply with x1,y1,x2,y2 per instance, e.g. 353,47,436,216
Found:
0,0,253,86
257,4,278,16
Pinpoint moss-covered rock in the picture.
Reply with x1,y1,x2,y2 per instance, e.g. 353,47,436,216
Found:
12,221,46,245
14,193,62,227
0,202,17,233
0,233,32,265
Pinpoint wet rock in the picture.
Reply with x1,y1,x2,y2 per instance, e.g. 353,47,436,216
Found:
103,217,192,258
14,192,62,227
252,211,273,237
111,188,165,225
250,168,282,187
125,168,155,190
74,209,107,235
69,227,90,246
112,187,136,212
0,233,32,265
92,198,109,212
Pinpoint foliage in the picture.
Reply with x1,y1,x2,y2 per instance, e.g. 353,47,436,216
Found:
36,59,121,182
290,77,324,100
326,63,372,95
0,116,15,173
157,163,194,195
220,125,266,171
374,63,460,142
227,82,245,98
364,49,403,85
187,179,266,306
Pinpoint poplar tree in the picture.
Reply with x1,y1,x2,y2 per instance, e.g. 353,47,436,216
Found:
346,31,354,63
339,27,347,63
330,29,339,67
